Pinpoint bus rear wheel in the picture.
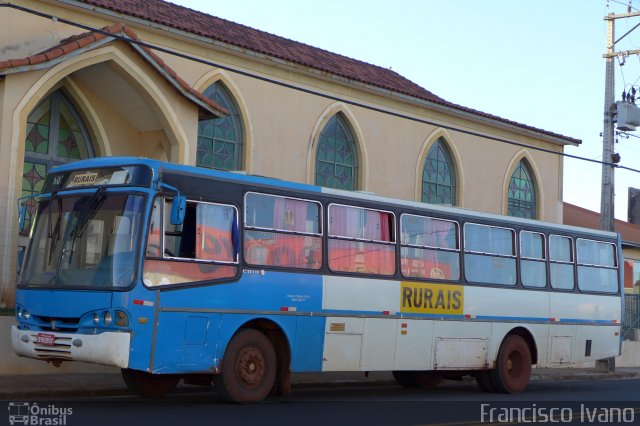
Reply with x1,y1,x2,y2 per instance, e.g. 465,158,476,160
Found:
214,329,276,403
392,371,418,387
490,335,532,394
121,369,180,398
414,372,443,388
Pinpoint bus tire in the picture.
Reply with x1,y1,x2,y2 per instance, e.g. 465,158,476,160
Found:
475,370,496,392
490,335,532,394
392,371,418,388
214,328,277,403
414,372,443,389
121,369,180,398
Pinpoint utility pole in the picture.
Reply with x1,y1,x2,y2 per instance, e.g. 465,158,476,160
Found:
601,15,616,233
598,9,640,373
601,10,640,231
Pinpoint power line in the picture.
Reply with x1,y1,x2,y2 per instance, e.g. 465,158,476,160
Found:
2,3,639,174
608,0,639,12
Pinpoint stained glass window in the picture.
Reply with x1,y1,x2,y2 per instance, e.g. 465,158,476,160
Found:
315,114,358,190
421,137,457,206
508,159,537,219
197,82,243,171
21,90,93,235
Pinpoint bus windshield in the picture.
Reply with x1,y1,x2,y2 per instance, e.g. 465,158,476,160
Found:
19,192,145,289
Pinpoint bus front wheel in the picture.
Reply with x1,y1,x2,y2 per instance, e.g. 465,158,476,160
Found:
121,369,180,398
490,335,532,394
474,370,496,392
214,329,277,403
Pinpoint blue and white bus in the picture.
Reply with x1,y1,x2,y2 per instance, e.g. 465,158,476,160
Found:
12,157,622,402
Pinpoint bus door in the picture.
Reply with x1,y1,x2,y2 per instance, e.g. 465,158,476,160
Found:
141,198,239,373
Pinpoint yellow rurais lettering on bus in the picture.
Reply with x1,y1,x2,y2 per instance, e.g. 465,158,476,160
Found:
400,282,463,314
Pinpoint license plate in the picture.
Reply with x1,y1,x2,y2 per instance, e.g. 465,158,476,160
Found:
36,333,55,346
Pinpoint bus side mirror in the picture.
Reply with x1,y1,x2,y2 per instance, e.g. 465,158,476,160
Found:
170,196,187,225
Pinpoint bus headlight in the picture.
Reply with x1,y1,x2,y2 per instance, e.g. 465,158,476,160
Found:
104,311,112,326
17,307,22,319
93,313,100,325
23,310,30,320
115,310,128,327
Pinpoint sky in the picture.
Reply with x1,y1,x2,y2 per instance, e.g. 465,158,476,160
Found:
171,0,640,221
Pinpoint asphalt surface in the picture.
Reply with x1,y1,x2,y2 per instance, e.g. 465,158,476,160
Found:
2,367,640,399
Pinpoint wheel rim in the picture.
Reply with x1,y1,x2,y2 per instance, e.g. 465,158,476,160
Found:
236,346,265,388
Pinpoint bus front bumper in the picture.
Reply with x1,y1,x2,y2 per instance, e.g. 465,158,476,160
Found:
11,326,130,368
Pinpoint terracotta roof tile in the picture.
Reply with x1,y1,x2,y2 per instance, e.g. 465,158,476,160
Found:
60,42,80,55
10,58,29,68
0,23,227,117
44,48,64,61
75,0,580,144
28,54,47,65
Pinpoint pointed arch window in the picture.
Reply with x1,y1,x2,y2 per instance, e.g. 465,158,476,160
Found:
508,159,537,219
197,82,243,171
21,89,94,235
421,137,457,206
315,114,358,190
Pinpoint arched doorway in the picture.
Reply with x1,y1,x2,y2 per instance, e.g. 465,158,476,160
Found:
19,89,94,269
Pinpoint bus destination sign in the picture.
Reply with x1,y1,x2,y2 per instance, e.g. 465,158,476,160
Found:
69,172,98,186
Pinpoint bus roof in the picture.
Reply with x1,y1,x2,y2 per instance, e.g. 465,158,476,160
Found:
49,156,618,240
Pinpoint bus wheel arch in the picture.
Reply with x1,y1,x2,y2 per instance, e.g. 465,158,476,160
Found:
506,326,538,365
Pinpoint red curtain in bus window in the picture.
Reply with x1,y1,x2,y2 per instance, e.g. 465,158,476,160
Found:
271,198,308,267
363,211,392,272
365,243,395,275
329,206,359,271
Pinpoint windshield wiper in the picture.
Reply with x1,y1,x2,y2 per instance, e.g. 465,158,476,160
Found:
65,187,107,265
47,196,62,266
73,187,107,239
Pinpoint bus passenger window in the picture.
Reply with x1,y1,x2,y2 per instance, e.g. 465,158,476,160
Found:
520,231,546,288
576,239,618,293
400,214,460,280
142,199,239,286
549,235,574,290
464,223,516,286
244,193,322,269
327,204,395,275
196,203,236,262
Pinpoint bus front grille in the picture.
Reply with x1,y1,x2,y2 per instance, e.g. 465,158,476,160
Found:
29,334,73,359
33,316,80,332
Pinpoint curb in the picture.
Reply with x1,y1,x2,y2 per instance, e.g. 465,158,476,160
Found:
531,371,640,382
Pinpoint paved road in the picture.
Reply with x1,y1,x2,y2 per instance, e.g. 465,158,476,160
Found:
4,378,639,426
